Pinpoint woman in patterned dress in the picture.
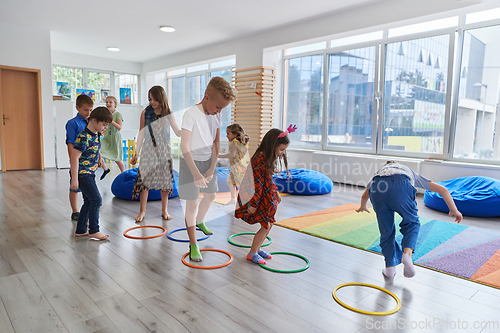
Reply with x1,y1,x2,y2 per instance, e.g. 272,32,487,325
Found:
131,86,181,222
219,124,249,206
234,128,290,265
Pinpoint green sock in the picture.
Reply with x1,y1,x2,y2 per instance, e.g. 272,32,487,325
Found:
196,221,213,235
190,243,202,261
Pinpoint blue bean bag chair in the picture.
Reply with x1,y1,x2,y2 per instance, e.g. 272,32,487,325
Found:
424,176,500,217
217,167,231,192
273,168,333,195
111,168,179,201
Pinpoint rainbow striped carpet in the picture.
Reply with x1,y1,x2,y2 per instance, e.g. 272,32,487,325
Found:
276,203,500,289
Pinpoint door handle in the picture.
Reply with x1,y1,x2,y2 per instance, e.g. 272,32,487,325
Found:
2,114,8,125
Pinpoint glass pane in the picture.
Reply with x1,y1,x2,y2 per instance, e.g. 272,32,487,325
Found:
53,66,83,100
87,71,111,103
188,75,207,107
167,76,186,112
283,54,323,147
388,17,458,38
285,42,326,56
211,69,234,139
453,25,500,161
465,7,500,25
330,31,383,49
327,46,376,149
382,35,450,154
115,74,139,104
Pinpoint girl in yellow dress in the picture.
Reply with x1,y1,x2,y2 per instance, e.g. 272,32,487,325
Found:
219,124,250,205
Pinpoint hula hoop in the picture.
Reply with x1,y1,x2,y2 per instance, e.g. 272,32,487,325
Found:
258,252,309,273
123,225,167,239
332,282,401,316
181,249,233,269
167,227,210,242
228,232,272,248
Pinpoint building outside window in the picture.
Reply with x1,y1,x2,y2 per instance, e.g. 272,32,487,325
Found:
283,54,324,147
453,24,500,162
382,34,450,154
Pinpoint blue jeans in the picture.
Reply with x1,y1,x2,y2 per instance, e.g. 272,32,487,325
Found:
76,174,102,234
369,174,420,267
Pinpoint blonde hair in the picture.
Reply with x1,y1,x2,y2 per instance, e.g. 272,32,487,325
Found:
205,77,236,102
106,96,118,105
227,123,249,145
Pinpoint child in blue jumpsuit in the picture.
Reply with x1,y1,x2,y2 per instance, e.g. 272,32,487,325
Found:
357,161,462,283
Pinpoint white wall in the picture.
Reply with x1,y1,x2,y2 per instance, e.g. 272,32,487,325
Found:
143,0,485,73
51,50,142,74
0,22,55,168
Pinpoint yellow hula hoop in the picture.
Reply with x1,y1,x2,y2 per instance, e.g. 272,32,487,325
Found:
332,282,401,316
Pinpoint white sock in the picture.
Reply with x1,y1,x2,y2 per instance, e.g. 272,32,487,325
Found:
382,267,396,284
402,253,415,278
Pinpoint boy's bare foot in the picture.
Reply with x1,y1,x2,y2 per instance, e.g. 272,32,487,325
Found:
135,211,146,223
162,211,172,220
89,232,109,240
75,232,89,237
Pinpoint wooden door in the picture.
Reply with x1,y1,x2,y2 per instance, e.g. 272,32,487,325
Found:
0,67,44,171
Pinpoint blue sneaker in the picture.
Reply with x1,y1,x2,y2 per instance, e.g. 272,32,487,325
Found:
247,253,266,264
258,249,272,259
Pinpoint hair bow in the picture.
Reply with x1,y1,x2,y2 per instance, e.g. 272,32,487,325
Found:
278,124,297,138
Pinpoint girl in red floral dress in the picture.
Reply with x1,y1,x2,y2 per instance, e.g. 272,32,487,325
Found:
235,127,293,264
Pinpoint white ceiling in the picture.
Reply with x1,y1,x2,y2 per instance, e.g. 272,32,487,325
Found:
0,0,383,63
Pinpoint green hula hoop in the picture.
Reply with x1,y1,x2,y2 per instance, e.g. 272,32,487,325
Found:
258,252,310,273
228,232,272,248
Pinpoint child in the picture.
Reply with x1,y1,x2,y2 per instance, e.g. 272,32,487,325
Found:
180,76,237,261
235,126,295,265
70,106,113,240
66,94,93,220
131,86,181,222
101,96,125,173
219,124,250,205
357,161,462,283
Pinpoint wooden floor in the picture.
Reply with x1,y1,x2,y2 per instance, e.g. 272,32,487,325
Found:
1,167,500,333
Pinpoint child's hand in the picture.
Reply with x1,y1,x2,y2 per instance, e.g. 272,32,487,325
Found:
131,155,138,165
449,209,463,223
194,172,209,188
356,206,370,213
276,192,282,204
248,206,257,215
204,168,214,182
70,180,79,191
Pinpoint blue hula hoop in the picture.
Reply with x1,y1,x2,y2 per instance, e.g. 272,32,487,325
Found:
167,227,210,242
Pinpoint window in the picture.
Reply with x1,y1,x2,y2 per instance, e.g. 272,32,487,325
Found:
211,68,234,134
87,71,111,103
283,54,324,147
285,42,326,56
167,76,186,112
188,74,207,107
453,24,500,161
115,74,139,104
53,66,83,100
326,46,377,150
382,35,450,154
388,17,458,38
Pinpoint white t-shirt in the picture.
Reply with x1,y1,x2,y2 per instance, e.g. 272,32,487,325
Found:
366,163,431,190
181,105,222,161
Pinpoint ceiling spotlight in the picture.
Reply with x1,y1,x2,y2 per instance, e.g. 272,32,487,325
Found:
107,47,120,52
160,26,176,32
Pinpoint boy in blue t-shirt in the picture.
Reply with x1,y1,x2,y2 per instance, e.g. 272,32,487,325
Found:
66,95,110,221
70,107,113,240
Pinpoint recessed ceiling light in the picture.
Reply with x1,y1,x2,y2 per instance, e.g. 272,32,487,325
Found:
107,47,120,52
160,26,175,32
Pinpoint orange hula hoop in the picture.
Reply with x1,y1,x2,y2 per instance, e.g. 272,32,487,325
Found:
123,225,167,239
181,249,233,269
